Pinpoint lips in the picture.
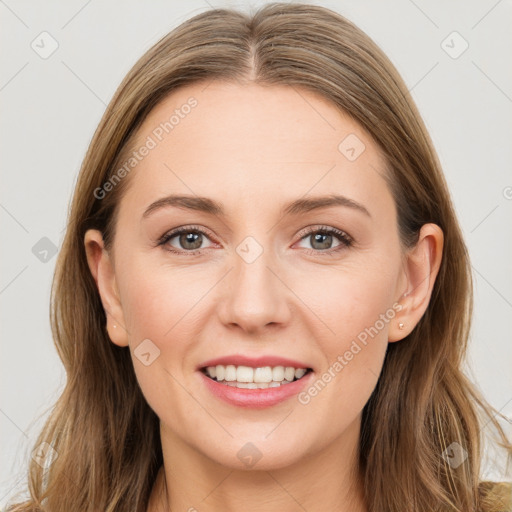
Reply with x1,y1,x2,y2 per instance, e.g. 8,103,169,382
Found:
199,368,315,408
198,354,312,371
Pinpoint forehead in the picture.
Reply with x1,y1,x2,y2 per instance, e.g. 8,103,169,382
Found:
118,81,392,221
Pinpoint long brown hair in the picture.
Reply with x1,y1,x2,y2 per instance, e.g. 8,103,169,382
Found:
7,3,511,511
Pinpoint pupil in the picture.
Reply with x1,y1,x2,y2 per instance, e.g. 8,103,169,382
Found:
180,232,202,250
311,232,332,250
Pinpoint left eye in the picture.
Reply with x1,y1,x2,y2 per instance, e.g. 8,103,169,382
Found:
296,228,352,252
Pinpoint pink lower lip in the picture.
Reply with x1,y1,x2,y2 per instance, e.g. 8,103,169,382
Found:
199,370,314,409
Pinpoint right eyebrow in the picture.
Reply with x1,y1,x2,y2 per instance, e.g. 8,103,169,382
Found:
142,195,223,219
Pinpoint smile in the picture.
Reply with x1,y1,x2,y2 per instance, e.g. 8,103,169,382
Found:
201,364,313,389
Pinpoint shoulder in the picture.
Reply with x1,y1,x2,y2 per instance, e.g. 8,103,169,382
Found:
478,481,512,512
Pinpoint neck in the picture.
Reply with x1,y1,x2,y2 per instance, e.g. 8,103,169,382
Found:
148,416,368,512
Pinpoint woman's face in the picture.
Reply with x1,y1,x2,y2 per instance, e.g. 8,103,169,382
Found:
86,81,431,471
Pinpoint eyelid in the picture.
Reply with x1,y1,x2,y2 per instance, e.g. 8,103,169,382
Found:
297,224,353,243
157,224,216,246
293,224,353,255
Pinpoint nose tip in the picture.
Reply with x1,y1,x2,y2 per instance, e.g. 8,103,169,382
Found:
217,245,291,332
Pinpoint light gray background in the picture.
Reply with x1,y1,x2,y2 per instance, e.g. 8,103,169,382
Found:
1,0,511,507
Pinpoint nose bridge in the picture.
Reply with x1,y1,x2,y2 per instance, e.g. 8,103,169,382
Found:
220,234,290,330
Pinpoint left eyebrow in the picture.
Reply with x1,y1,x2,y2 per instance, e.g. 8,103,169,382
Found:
281,194,371,218
142,193,371,219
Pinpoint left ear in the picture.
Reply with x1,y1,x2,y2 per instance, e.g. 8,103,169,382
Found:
388,223,444,342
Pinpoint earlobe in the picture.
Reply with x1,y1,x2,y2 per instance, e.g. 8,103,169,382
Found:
389,223,444,343
84,229,129,347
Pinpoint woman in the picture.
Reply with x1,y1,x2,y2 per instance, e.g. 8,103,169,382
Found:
6,3,511,511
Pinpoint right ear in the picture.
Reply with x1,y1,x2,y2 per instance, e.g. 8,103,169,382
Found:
84,229,129,347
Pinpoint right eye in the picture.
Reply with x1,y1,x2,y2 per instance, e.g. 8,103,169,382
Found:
157,226,216,255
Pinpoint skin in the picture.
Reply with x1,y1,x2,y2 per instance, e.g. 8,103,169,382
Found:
84,81,443,512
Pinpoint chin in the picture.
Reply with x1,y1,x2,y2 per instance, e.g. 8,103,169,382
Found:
201,437,311,472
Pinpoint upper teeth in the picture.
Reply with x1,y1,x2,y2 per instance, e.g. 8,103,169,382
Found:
205,365,308,383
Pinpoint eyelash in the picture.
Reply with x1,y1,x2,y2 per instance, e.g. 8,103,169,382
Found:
157,224,354,257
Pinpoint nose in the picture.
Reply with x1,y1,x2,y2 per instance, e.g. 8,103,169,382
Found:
217,241,292,334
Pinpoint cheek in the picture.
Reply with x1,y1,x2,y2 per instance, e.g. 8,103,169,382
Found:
292,256,398,407
119,256,218,342
291,254,399,344
118,260,214,414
